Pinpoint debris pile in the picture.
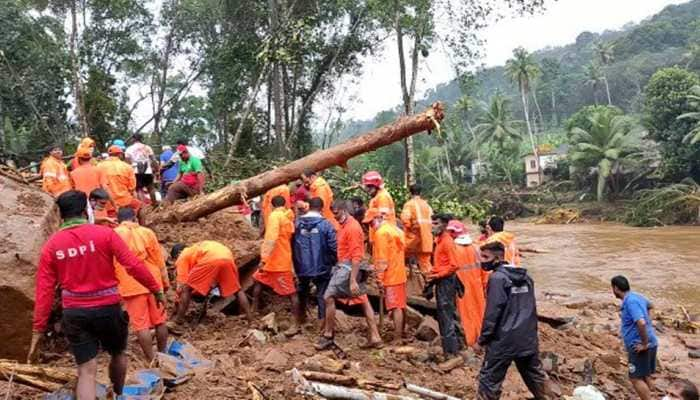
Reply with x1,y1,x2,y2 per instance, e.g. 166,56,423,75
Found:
535,208,583,225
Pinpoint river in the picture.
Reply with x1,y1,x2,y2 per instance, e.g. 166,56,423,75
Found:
503,221,700,314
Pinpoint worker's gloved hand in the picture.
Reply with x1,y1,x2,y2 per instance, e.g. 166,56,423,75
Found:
27,331,42,364
154,290,166,306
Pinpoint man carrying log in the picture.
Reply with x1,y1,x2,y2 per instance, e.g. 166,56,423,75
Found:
475,241,550,400
364,207,407,343
361,171,396,244
40,146,72,197
252,195,303,335
29,190,164,399
301,168,339,229
114,207,170,362
170,240,251,327
319,200,382,350
400,184,433,275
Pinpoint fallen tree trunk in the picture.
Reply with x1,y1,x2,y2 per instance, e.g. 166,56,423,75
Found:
152,102,444,223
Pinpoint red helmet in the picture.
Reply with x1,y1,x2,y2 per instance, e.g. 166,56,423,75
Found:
361,171,383,187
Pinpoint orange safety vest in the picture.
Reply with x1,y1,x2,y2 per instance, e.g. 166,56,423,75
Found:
372,221,407,287
310,176,339,230
114,222,167,297
400,196,433,254
40,157,72,197
261,207,295,272
368,188,396,243
70,163,104,196
262,185,291,227
97,157,136,208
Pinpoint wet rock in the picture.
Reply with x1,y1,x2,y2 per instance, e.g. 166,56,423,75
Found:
683,338,700,350
262,349,289,371
541,351,559,373
404,306,424,328
248,329,267,345
415,317,439,341
302,354,347,373
599,352,620,368
261,312,278,333
689,350,700,359
563,298,592,310
334,310,353,332
438,356,464,372
392,346,420,355
571,359,595,385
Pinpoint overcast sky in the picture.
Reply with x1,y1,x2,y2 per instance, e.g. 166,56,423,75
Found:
340,0,689,121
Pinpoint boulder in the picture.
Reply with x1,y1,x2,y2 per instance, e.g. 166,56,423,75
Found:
415,316,439,342
0,177,60,361
262,348,289,371
541,351,559,373
689,350,700,359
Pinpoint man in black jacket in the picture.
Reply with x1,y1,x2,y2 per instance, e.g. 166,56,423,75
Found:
475,241,549,400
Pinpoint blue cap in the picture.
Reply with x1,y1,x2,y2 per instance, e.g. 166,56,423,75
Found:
112,139,126,149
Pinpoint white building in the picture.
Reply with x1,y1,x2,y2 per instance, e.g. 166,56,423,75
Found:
524,144,568,188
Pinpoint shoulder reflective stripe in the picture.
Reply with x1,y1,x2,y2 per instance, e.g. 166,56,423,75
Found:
458,263,480,272
511,286,529,294
43,172,57,177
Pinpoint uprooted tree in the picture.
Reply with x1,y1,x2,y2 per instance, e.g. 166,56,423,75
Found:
151,102,445,223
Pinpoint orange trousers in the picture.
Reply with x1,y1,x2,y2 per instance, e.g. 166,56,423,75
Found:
456,268,487,346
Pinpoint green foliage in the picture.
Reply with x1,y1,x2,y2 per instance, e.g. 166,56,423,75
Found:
474,95,523,149
643,67,700,181
566,105,624,133
504,47,540,93
624,178,700,226
677,85,700,145
429,197,491,223
84,67,118,147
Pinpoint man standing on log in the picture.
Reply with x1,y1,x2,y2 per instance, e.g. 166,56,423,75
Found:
428,216,464,358
164,144,205,204
252,195,302,335
170,240,251,327
293,197,337,327
361,171,396,244
475,241,549,400
302,168,339,230
98,145,143,224
40,146,72,197
320,200,382,350
29,190,163,399
114,207,169,362
611,275,658,400
484,216,520,266
400,184,433,275
364,207,407,343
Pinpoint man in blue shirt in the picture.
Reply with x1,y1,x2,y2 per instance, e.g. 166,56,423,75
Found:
612,275,658,400
159,145,179,199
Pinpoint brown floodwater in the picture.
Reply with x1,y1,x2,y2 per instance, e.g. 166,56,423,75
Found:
495,222,700,314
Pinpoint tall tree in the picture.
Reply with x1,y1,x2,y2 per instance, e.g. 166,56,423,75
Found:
505,47,541,177
540,57,562,126
593,41,614,105
474,95,523,150
584,62,604,105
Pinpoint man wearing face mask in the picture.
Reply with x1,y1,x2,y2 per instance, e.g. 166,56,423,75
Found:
475,241,550,400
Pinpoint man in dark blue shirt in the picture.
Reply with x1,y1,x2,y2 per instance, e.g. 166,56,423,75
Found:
159,145,179,198
612,275,658,400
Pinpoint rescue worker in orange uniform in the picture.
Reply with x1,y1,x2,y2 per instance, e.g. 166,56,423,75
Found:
89,188,117,227
252,195,302,335
70,146,105,196
40,146,72,197
171,240,251,327
400,184,433,275
448,220,489,347
320,200,382,350
68,137,97,171
361,171,396,244
113,207,169,362
301,168,339,230
98,145,142,224
261,184,291,229
428,215,464,357
364,207,406,343
485,216,521,266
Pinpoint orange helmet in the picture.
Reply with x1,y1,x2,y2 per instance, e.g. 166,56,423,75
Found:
361,171,383,187
80,137,96,148
108,145,123,155
75,146,92,159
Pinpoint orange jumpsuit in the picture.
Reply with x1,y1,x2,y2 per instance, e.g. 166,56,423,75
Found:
70,163,104,196
69,138,97,170
97,156,140,211
368,188,396,243
486,231,521,266
254,207,296,296
373,221,407,310
336,215,369,306
400,196,433,274
310,176,339,229
262,185,291,227
114,221,168,331
175,240,240,297
40,157,72,197
455,242,489,346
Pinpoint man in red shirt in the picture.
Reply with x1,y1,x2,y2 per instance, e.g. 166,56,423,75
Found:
319,200,382,350
28,190,164,399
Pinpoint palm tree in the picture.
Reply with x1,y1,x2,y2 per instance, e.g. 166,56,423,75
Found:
569,109,645,201
455,94,481,163
677,85,700,144
583,62,604,105
593,41,614,105
473,95,523,150
505,47,541,177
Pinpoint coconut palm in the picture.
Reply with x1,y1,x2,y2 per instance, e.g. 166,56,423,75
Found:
569,108,645,201
505,47,541,176
473,95,523,150
583,62,605,105
677,85,700,144
593,42,614,105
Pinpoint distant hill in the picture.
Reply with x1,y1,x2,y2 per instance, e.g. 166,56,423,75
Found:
334,0,700,142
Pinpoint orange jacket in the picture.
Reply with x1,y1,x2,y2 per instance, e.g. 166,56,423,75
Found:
400,196,433,254
432,232,459,278
486,231,521,266
70,163,105,196
373,221,406,287
337,215,364,264
368,188,396,243
40,157,72,197
98,157,136,208
262,185,291,227
114,222,167,297
261,207,295,272
175,240,235,286
455,242,489,346
310,176,339,229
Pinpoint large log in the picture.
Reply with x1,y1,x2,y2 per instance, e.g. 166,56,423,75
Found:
153,102,444,223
